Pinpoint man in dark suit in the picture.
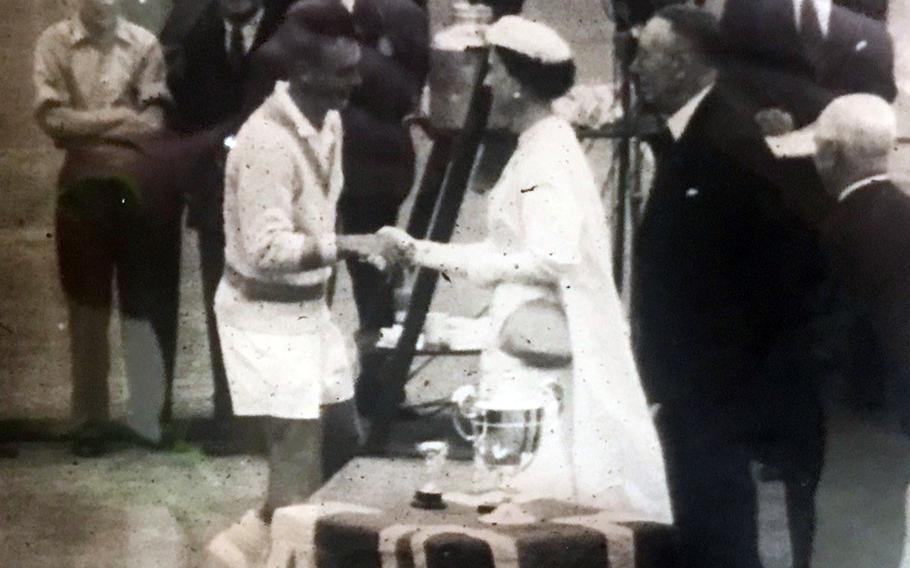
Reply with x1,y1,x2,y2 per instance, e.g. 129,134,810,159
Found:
630,6,825,567
719,0,896,128
339,0,429,418
816,95,910,433
160,0,294,426
812,94,910,568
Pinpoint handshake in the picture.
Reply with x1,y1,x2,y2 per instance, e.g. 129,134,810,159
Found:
336,227,418,271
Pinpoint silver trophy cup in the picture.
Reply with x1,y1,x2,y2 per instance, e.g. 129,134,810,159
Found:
452,383,562,523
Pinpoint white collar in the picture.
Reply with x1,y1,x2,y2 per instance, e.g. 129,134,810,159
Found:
223,8,264,52
69,16,130,46
224,7,264,31
667,85,712,140
270,81,339,140
340,0,355,12
794,0,831,37
839,174,889,202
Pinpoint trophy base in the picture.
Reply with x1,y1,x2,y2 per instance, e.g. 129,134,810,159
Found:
478,502,538,525
411,490,447,510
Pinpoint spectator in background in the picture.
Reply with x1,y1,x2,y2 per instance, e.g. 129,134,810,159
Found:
815,95,910,435
813,93,910,568
630,6,825,567
721,0,899,418
33,0,177,456
719,0,897,129
160,0,295,430
205,31,381,566
340,0,429,420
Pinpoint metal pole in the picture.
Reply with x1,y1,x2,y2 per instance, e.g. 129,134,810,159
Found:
365,54,492,453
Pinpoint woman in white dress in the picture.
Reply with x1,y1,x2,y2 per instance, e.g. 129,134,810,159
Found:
380,16,673,522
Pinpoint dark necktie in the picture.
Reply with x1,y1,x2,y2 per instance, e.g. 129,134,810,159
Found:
228,24,246,70
645,125,675,166
799,0,825,66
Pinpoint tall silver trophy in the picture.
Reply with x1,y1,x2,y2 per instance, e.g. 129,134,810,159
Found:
452,383,562,524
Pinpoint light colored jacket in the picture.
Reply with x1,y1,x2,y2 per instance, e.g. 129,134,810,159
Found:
223,81,343,290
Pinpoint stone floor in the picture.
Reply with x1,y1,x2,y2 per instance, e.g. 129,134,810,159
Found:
1,444,265,568
1,408,908,567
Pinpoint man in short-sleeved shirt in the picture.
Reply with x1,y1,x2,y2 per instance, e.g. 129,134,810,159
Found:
34,3,169,144
34,0,176,457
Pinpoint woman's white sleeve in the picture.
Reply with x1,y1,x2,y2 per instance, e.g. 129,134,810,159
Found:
413,183,582,287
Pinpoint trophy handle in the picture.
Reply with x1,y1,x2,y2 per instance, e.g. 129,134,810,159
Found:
451,385,479,442
542,381,564,416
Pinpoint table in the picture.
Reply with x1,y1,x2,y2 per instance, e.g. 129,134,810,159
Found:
266,458,677,568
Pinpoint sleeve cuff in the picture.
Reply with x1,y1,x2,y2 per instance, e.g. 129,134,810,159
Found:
139,84,172,107
317,235,338,265
412,240,437,267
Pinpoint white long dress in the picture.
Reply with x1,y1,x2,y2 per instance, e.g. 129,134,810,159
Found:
413,115,673,522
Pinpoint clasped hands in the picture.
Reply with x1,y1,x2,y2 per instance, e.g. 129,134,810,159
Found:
336,227,417,271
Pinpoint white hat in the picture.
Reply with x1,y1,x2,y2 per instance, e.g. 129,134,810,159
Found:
485,16,572,65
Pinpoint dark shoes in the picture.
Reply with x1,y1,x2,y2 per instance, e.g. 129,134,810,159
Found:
71,423,111,458
69,422,185,457
0,446,20,459
72,436,110,458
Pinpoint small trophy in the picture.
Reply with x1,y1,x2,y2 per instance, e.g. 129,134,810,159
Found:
412,440,449,510
451,383,562,524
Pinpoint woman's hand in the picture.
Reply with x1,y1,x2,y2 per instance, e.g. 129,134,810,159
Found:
336,234,389,270
377,226,418,268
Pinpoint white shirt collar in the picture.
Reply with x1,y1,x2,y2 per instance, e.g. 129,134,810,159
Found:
667,85,712,140
224,7,264,54
70,16,130,45
839,174,889,202
341,0,355,12
270,81,340,140
794,0,831,37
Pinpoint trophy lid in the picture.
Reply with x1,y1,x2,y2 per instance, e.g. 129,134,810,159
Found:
474,389,549,412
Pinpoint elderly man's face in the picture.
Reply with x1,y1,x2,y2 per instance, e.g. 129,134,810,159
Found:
218,0,263,23
631,17,692,114
77,0,119,34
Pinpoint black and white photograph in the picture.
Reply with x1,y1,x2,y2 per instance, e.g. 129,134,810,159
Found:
1,0,909,566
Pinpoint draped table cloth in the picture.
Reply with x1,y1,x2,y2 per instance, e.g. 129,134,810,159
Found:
266,458,676,568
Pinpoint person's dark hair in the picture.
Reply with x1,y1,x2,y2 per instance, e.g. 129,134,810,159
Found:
285,0,356,40
494,47,576,102
653,4,721,65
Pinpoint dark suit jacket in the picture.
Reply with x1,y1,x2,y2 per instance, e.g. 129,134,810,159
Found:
160,0,294,227
341,0,429,208
632,87,825,452
719,0,896,126
821,181,910,374
163,0,294,133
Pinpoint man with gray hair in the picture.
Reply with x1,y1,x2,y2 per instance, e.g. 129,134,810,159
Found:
816,94,910,434
814,92,910,568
